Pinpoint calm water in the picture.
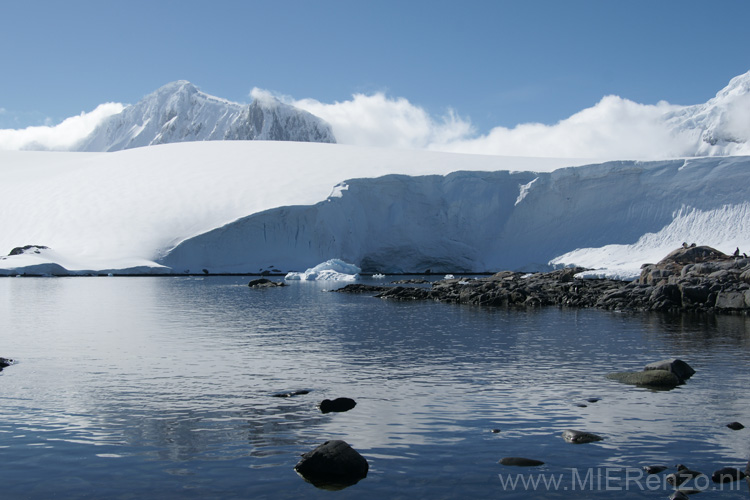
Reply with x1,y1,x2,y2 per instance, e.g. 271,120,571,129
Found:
1,276,749,499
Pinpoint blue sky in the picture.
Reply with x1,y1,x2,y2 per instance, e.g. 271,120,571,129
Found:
1,0,749,134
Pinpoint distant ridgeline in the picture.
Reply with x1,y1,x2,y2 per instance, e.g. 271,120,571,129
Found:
71,81,336,152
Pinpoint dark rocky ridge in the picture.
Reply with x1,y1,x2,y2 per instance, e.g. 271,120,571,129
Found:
336,246,750,314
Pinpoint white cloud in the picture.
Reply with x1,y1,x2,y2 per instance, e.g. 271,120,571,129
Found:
293,93,475,150
292,91,701,159
0,102,124,151
438,96,697,159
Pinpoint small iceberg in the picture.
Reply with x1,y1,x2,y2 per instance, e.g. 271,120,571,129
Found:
285,259,361,281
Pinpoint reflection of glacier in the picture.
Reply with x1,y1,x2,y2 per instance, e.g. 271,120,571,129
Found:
163,156,750,276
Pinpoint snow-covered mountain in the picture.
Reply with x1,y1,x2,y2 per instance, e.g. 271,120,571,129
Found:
72,81,335,151
1,141,748,278
665,71,750,156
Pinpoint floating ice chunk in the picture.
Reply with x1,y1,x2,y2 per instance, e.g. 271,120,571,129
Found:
372,273,386,279
444,274,455,279
285,259,361,281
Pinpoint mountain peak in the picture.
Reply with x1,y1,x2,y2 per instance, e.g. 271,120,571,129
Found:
72,82,335,151
715,70,750,99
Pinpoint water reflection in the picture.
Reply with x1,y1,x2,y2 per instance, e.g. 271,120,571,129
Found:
1,277,749,498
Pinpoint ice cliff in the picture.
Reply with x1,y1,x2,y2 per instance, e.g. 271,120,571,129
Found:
161,155,750,278
1,141,748,278
72,81,335,151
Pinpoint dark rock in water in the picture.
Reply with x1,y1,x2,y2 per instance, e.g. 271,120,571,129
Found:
666,464,704,486
575,403,588,408
606,370,681,389
271,390,310,398
561,429,603,444
585,397,601,403
643,465,667,474
294,440,368,490
248,278,286,288
490,428,501,433
727,421,745,430
319,397,356,414
0,357,14,371
711,467,746,483
499,457,545,467
643,359,695,383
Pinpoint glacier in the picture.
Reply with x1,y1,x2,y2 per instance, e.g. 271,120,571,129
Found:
161,155,750,278
0,142,586,276
1,141,748,279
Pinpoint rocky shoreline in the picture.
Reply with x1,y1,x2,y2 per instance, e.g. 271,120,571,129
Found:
336,246,750,315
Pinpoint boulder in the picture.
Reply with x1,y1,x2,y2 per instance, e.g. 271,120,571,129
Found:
561,429,603,444
606,370,681,389
499,457,545,466
644,359,695,383
0,357,13,371
319,397,356,414
659,245,729,265
294,440,368,489
715,291,747,309
726,421,744,430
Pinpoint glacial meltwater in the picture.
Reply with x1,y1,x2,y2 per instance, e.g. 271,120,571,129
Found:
1,276,749,499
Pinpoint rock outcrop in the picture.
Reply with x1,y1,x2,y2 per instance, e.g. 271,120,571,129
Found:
336,246,750,315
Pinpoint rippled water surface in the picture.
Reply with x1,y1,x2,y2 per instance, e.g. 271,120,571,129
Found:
1,276,749,499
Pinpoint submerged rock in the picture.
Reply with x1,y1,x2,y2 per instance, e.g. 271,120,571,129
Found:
727,421,745,430
499,457,545,467
666,464,704,487
294,440,368,490
606,370,681,389
711,467,746,483
271,389,310,398
319,397,356,414
668,491,690,500
643,465,668,474
561,429,603,444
